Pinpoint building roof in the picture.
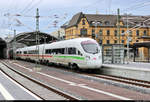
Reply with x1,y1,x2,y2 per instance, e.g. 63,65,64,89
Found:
67,12,83,28
9,31,58,46
65,12,150,28
85,14,118,26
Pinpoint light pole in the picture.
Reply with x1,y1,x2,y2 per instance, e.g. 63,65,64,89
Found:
126,14,130,64
42,36,47,60
34,8,41,71
13,29,16,60
117,8,120,44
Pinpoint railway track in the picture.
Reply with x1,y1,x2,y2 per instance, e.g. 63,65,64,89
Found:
38,61,150,89
87,74,150,88
2,59,150,96
34,60,150,89
0,60,79,100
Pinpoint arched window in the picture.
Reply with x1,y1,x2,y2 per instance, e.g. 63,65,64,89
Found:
105,21,110,25
144,30,147,36
99,30,103,35
82,19,85,25
114,30,117,36
107,30,110,36
92,29,95,34
129,30,132,36
136,30,139,36
99,21,103,26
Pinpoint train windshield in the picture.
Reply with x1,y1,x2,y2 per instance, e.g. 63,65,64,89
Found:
81,40,99,54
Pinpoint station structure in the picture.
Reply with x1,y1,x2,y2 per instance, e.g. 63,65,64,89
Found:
0,38,7,59
0,31,57,59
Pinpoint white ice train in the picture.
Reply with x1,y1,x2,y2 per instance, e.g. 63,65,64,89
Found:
16,38,102,69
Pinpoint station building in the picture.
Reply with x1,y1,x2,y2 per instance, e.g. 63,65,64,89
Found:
64,12,150,60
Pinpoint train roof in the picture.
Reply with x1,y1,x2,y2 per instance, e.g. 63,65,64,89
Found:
17,38,97,50
51,37,96,44
44,37,97,48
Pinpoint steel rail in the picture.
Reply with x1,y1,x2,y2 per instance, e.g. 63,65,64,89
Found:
88,74,150,88
0,61,44,100
6,60,150,90
0,60,79,100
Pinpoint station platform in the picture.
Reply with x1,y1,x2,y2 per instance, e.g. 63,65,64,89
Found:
103,62,150,71
101,62,150,82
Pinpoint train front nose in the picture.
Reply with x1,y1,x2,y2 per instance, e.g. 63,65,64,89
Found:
86,56,102,69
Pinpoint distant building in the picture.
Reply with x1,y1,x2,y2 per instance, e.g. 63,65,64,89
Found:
50,28,65,40
64,12,150,59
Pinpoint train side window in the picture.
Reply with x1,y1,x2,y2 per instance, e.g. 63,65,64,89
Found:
68,47,76,55
72,48,76,55
78,50,83,56
62,48,65,54
45,49,48,54
53,49,56,54
24,51,27,54
55,49,57,54
51,49,53,54
49,49,51,54
68,48,71,54
57,49,61,54
58,48,64,54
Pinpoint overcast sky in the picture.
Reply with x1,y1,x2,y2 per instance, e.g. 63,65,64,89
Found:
0,0,150,38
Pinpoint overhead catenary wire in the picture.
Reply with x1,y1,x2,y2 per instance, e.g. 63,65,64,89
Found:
13,18,34,31
23,0,43,15
121,0,150,13
120,16,150,36
20,0,35,15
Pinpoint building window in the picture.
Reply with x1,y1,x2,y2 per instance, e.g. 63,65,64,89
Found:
122,40,124,43
82,19,85,25
129,30,132,36
144,30,147,36
107,40,110,44
99,29,103,36
99,39,103,45
121,30,125,36
99,21,103,26
114,40,117,44
107,30,110,36
80,28,87,36
105,21,110,25
136,30,139,36
95,34,98,38
114,30,117,36
92,29,95,34
92,34,95,39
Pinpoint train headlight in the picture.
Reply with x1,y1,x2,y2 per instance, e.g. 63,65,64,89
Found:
86,56,90,60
